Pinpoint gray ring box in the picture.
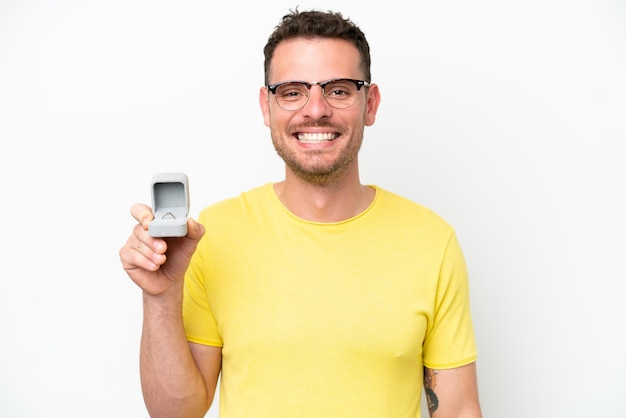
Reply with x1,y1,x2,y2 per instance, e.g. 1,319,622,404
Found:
148,173,189,237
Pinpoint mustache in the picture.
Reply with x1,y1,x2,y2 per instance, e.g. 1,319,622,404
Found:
287,121,344,134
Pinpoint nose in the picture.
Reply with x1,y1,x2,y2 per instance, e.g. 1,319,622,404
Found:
301,85,331,118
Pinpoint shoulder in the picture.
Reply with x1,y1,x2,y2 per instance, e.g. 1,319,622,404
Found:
372,186,455,237
197,183,272,223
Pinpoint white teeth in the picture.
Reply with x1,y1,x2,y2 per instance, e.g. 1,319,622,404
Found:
297,132,337,142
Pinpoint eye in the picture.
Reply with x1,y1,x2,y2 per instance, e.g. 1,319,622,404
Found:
276,83,308,100
324,81,355,99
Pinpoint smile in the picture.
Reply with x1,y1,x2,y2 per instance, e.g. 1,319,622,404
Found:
297,132,338,142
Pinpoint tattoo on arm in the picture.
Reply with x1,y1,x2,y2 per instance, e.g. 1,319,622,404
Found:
424,367,439,416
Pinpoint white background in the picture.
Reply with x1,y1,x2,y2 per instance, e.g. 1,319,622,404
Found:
1,0,625,417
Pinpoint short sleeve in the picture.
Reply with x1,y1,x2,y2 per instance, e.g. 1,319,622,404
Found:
422,232,477,369
182,237,223,347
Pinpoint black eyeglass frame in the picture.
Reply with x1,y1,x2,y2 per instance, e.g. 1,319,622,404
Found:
266,78,371,110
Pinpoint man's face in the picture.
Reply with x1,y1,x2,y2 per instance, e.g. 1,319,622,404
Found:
259,37,380,186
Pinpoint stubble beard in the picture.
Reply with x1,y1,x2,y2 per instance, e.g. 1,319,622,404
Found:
271,124,365,187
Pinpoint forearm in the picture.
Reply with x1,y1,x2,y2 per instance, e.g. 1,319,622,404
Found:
431,404,482,418
140,291,210,418
425,364,482,418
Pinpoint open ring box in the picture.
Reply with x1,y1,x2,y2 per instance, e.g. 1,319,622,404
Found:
148,173,189,237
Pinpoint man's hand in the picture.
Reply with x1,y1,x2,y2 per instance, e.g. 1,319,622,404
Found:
119,203,205,299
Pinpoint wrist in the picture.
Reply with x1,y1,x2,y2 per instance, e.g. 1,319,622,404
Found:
142,284,184,313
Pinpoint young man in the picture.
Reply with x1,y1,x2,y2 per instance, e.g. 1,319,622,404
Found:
120,9,482,418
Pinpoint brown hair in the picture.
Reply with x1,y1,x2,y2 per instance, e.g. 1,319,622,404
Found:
263,9,372,85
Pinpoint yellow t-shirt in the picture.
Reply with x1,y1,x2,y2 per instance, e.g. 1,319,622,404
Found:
183,183,477,417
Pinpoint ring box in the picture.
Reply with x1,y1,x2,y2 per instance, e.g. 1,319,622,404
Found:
148,173,189,237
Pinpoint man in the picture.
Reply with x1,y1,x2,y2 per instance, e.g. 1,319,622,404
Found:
120,9,482,418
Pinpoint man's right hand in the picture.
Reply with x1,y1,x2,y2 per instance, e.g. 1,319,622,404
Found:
119,203,205,299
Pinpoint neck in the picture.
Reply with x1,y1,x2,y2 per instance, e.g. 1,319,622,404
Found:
274,164,375,223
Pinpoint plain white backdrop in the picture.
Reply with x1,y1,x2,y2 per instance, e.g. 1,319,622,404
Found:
1,0,625,416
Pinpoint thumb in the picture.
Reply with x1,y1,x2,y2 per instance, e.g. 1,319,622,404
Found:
186,217,205,241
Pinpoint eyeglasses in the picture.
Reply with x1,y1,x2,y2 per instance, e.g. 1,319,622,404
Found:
267,78,370,111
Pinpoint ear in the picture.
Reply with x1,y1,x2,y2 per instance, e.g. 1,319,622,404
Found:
259,87,271,127
364,83,381,127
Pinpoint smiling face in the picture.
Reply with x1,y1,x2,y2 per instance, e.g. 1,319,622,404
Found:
259,37,380,186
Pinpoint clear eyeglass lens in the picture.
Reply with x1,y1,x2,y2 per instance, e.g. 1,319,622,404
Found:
274,80,360,110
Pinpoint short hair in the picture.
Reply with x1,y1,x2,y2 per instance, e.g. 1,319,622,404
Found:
263,9,372,85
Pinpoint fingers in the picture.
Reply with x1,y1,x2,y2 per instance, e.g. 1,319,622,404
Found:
130,203,154,228
132,223,168,268
129,203,164,269
120,220,167,273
